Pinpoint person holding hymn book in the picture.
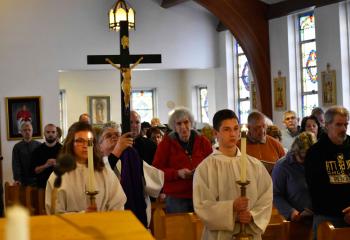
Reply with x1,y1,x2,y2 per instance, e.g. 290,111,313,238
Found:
193,109,272,240
272,131,316,223
45,122,126,214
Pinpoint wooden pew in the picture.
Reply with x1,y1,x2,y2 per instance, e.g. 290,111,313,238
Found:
4,182,26,208
4,182,46,216
262,208,289,240
317,221,350,240
25,186,46,215
151,203,291,240
152,207,203,240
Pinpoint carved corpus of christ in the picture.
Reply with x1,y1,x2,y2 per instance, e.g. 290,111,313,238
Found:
105,57,143,108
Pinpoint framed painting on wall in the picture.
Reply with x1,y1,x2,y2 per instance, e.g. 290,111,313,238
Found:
321,66,336,106
88,96,111,125
5,96,42,140
273,71,287,111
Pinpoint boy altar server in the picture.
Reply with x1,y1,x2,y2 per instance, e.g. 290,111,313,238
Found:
193,109,272,240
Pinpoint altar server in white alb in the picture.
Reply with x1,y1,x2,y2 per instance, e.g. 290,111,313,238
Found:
193,109,272,240
45,122,126,214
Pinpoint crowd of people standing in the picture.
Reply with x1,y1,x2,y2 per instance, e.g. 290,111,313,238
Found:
6,105,350,240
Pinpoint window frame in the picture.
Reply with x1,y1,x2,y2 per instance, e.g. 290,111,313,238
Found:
298,11,318,117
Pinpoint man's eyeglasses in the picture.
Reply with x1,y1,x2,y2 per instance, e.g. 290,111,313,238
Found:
102,132,121,141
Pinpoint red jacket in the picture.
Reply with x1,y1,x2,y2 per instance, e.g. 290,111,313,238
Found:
153,131,212,198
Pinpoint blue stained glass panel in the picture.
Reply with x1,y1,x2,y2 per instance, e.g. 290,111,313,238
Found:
239,77,250,99
302,68,318,92
301,42,317,67
238,55,250,92
299,14,315,41
302,94,318,117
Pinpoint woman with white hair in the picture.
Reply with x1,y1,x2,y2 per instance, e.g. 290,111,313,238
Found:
153,107,212,213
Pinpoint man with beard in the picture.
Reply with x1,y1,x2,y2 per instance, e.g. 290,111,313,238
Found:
31,124,62,188
305,106,350,239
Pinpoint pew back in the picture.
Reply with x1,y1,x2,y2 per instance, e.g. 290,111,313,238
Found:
317,221,350,240
152,207,203,240
4,182,46,216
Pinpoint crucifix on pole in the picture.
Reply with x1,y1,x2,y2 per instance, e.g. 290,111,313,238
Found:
87,7,161,133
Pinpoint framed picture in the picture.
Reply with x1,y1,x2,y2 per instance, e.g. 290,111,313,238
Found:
88,96,111,125
5,96,42,140
273,71,287,111
321,68,337,106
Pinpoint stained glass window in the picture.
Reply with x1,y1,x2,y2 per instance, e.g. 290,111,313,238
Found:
198,86,209,123
236,43,251,124
299,12,318,117
131,89,155,122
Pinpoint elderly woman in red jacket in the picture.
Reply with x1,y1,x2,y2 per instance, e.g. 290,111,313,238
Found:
153,107,212,213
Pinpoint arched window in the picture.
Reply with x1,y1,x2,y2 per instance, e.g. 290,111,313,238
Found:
299,11,318,117
236,43,251,123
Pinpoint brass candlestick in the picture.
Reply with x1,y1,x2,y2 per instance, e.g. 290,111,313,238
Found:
234,180,253,240
85,190,99,212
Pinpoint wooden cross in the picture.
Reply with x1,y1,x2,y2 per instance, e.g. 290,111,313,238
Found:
87,21,162,133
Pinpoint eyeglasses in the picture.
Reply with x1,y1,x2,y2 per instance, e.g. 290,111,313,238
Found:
74,138,90,146
102,132,121,141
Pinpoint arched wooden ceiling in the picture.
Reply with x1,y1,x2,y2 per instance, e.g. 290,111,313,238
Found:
162,0,346,118
194,0,272,118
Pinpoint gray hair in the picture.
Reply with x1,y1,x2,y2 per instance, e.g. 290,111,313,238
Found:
247,111,265,124
325,106,349,124
97,121,121,143
168,107,194,130
283,110,297,120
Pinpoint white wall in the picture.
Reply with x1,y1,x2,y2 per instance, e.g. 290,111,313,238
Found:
0,0,219,183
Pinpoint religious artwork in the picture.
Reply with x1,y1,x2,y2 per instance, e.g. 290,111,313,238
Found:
5,96,42,140
321,64,337,106
88,96,111,125
273,71,287,111
105,57,143,108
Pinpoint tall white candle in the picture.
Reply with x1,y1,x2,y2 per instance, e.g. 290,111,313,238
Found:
240,125,248,183
5,205,29,240
87,132,96,192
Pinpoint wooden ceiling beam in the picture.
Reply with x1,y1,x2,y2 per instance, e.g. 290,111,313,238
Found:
195,0,272,118
268,0,346,19
161,0,190,8
216,21,227,32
